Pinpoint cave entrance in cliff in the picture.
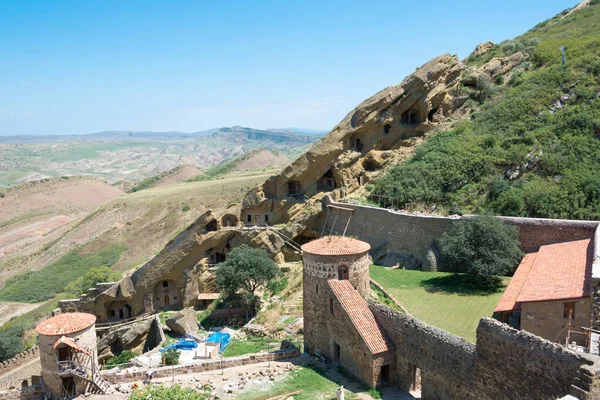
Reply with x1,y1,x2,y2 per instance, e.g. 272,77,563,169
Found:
401,110,420,125
428,108,439,122
317,169,337,191
363,159,377,172
206,219,218,232
221,214,238,228
107,301,132,322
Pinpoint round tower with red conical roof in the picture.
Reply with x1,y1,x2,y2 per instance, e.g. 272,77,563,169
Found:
301,236,371,355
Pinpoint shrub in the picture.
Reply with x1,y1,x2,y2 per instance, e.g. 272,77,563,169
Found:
130,385,209,400
65,266,121,297
494,75,505,85
266,277,288,296
438,216,523,286
0,244,126,303
181,204,190,212
162,348,180,366
104,350,137,369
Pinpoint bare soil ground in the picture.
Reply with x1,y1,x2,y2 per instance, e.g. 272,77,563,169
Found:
0,178,123,264
235,149,289,171
1,171,273,286
152,165,204,188
0,302,41,327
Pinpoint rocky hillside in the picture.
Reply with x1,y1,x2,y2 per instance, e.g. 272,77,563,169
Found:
371,1,600,219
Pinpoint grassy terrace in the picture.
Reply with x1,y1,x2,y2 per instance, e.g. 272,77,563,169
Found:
370,266,508,342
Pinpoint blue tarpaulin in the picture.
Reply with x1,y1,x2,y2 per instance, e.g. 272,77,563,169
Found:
160,338,198,352
206,331,230,353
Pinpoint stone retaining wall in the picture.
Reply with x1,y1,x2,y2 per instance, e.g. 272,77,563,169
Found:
0,386,42,400
101,348,300,384
0,346,38,379
369,302,600,400
328,198,598,268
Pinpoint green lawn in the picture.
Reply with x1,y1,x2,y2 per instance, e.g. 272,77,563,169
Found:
239,364,358,400
222,338,279,357
370,266,508,342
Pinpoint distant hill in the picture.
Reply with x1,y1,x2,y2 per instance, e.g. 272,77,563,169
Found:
210,126,317,146
0,126,318,187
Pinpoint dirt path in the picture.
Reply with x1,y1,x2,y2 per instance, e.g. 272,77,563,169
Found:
0,302,42,327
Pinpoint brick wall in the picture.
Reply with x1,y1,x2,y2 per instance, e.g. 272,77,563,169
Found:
101,349,299,384
327,198,598,269
370,302,600,400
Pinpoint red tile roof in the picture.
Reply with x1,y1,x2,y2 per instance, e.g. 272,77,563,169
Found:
328,279,393,354
35,313,96,336
494,252,537,313
495,239,592,313
53,336,92,356
301,236,371,256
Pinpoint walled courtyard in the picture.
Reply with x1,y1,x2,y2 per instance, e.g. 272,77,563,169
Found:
370,266,508,342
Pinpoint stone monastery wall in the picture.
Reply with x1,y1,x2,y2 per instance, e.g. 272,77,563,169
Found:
326,198,598,267
369,302,600,400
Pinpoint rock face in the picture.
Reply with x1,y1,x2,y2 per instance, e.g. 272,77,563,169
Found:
422,243,443,272
241,54,471,227
166,308,198,336
481,52,525,78
470,41,495,57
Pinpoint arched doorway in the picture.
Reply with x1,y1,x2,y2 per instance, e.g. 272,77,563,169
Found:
338,266,349,280
164,295,170,306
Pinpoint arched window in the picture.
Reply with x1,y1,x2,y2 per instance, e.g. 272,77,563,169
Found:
338,266,349,280
162,281,169,288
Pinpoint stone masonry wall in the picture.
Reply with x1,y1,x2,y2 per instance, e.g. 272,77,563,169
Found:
327,198,598,268
0,346,39,382
101,349,299,384
370,302,600,400
521,297,591,346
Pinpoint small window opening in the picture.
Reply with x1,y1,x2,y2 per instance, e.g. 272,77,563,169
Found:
384,124,391,134
119,309,124,319
162,281,169,288
247,214,252,223
265,214,269,223
316,284,319,293
338,266,349,280
288,181,297,195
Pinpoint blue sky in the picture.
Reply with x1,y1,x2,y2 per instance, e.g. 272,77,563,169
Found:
0,0,576,135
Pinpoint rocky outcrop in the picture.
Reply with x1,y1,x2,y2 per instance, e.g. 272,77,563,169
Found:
470,41,495,58
166,308,198,336
242,54,470,227
481,52,525,78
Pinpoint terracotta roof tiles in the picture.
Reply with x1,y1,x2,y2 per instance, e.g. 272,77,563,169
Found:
301,236,370,256
35,313,96,336
328,279,393,354
495,239,592,313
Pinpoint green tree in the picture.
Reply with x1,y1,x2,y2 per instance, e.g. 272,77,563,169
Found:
476,74,493,101
65,266,121,297
215,246,279,307
438,215,523,286
162,348,180,366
